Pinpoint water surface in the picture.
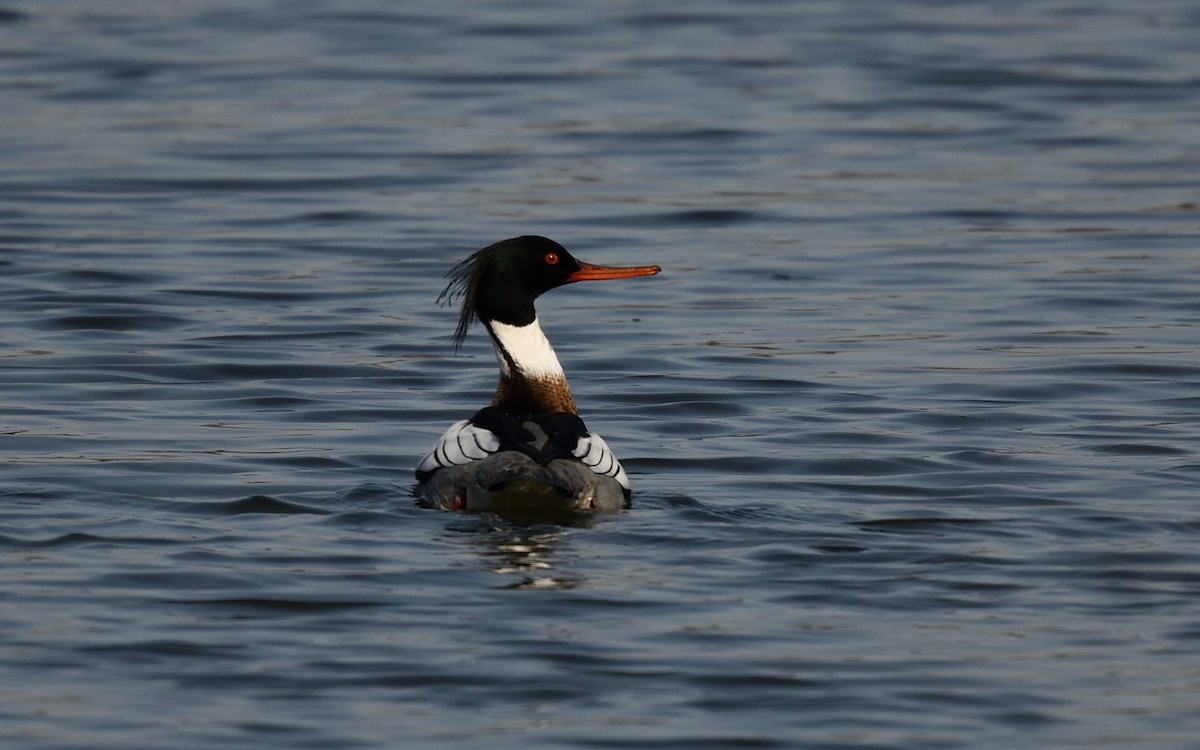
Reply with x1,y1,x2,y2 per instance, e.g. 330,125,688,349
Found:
3,1,1200,748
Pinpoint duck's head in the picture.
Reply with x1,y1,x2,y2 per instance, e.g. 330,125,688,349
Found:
439,236,660,349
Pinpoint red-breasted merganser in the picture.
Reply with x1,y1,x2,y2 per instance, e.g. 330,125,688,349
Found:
416,236,660,514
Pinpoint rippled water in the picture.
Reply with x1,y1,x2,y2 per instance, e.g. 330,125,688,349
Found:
4,1,1200,748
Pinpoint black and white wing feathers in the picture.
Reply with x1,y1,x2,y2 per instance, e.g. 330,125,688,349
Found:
572,432,629,490
415,419,501,479
415,408,628,490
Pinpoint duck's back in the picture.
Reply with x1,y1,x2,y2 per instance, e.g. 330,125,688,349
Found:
416,406,629,513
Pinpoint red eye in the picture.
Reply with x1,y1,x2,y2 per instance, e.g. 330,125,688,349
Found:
544,252,559,265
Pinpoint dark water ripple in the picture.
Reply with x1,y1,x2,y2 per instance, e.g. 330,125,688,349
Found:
4,1,1200,749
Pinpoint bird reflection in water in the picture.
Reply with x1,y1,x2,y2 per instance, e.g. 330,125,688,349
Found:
441,514,593,589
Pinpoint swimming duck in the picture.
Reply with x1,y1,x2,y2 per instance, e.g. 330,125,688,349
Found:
415,236,660,514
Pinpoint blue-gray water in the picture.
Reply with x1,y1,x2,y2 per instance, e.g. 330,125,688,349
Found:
3,1,1200,748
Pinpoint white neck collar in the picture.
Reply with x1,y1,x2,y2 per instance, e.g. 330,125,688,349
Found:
486,318,566,380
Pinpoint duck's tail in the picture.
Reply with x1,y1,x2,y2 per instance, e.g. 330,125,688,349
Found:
418,451,627,514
